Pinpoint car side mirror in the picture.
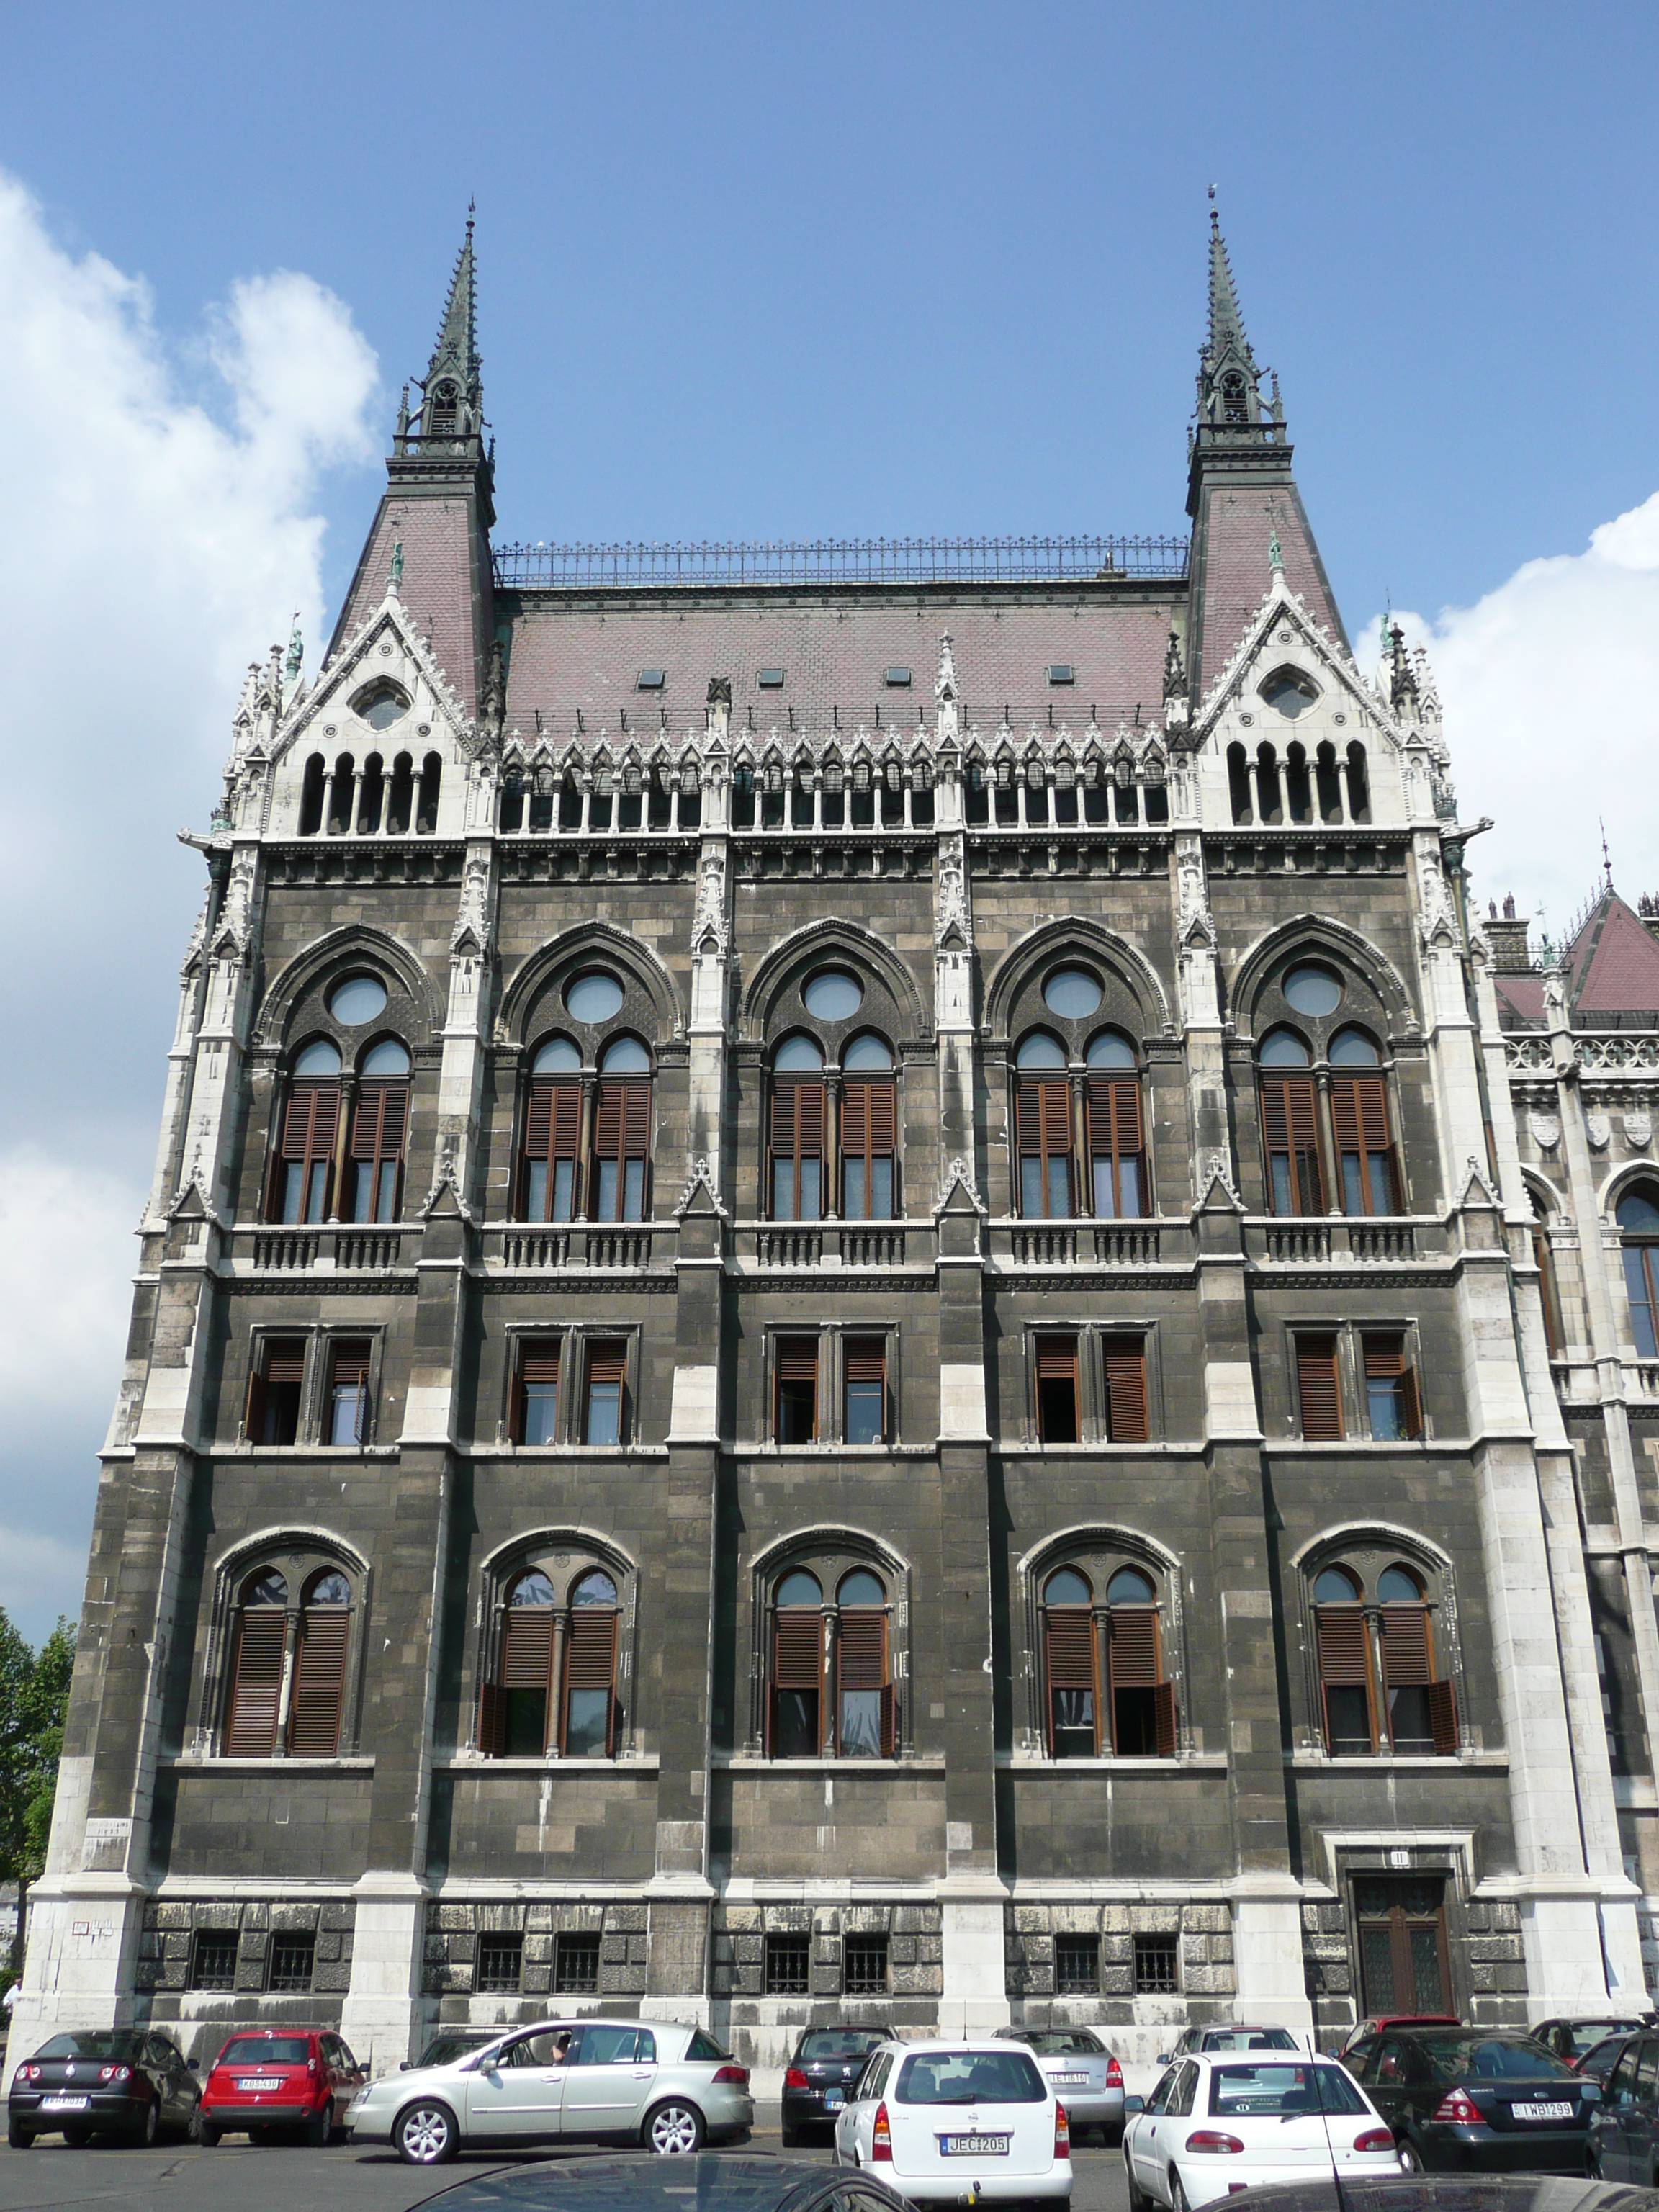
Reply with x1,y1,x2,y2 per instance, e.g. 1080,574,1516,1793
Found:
400,2061,410,2072
1125,2095,1145,2115
1156,2054,1170,2067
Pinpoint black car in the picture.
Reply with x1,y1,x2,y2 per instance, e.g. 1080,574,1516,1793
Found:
781,2030,887,2146
1593,2027,1659,2184
1348,2027,1599,2175
1220,2175,1659,2212
421,2152,909,2212
9,2027,201,2148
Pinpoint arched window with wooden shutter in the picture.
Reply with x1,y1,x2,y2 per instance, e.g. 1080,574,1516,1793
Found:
521,1038,582,1221
842,1035,896,1220
1085,1033,1144,1219
593,1038,652,1221
1328,1030,1399,1214
1105,1567,1175,1755
271,1042,341,1223
1313,1567,1375,1754
770,1037,826,1220
349,1040,410,1224
1259,1030,1323,1215
1015,1033,1073,1218
1042,1568,1098,1757
288,1570,350,1756
835,1570,894,1757
224,1569,289,1755
562,1570,619,1756
769,1570,824,1756
1377,1564,1456,1753
480,1570,557,1758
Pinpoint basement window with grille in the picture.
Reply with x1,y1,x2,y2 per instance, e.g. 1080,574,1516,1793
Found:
1055,1934,1101,1995
765,1934,811,1995
554,1933,601,1994
267,1931,315,1993
477,1933,524,1994
844,1934,889,1995
1133,1933,1179,1995
189,1931,240,1992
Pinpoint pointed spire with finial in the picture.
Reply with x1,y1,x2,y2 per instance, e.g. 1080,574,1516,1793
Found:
1195,188,1276,441
409,202,484,449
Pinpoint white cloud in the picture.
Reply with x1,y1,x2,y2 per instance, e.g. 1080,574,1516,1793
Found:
0,173,379,1644
1355,487,1659,939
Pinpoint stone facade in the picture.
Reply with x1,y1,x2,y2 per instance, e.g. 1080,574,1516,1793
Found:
7,212,1650,2090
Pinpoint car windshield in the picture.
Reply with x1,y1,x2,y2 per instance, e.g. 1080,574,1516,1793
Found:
1203,2029,1298,2052
1025,2032,1103,2054
1417,2036,1578,2082
35,2032,144,2061
219,2036,310,2066
1209,2064,1366,2118
419,2036,492,2069
1562,2024,1624,2057
799,2032,883,2061
896,2051,1046,2105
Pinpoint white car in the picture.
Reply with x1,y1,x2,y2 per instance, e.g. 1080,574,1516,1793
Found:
1123,2051,1400,2211
834,2038,1071,2204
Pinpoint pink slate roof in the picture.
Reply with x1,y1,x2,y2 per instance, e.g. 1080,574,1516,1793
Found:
330,494,492,717
1569,894,1659,1013
1191,482,1345,695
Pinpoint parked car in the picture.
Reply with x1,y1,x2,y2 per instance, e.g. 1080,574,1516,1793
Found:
994,2028,1125,2141
1537,2018,1655,2068
198,2027,365,2146
1123,2051,1397,2209
832,2038,1071,2203
1593,2026,1659,2183
412,2152,912,2212
1336,2016,1459,2061
782,2030,887,2146
345,2017,753,2164
8,2028,200,2148
410,2029,505,2072
1347,2027,1600,2173
1159,2026,1305,2064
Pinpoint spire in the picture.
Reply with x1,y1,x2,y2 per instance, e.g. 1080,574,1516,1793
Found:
1195,189,1271,437
400,204,485,452
1206,190,1252,366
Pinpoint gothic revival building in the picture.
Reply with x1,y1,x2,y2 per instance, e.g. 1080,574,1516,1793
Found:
10,212,1652,2084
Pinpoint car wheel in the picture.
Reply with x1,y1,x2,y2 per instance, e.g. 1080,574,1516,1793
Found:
307,2102,333,2149
781,2123,799,2149
1169,2169,1190,2212
61,2121,93,2147
199,2123,220,2148
644,2100,705,2155
7,2117,33,2150
1124,2148,1151,2212
396,2100,458,2165
1397,2139,1425,2175
135,2100,160,2148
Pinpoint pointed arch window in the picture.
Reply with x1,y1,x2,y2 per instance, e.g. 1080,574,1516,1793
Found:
225,1569,288,1755
521,1035,582,1221
221,1556,359,1758
768,1568,824,1757
271,1040,341,1224
1015,1031,1072,1218
1105,1566,1176,1756
1311,1559,1456,1757
289,1570,351,1757
1041,1567,1097,1758
349,1038,410,1223
1328,1028,1400,1214
1259,1029,1323,1215
835,1569,894,1758
1618,1188,1659,1359
593,1037,651,1221
1085,1031,1144,1219
770,1035,826,1220
477,1563,621,1759
841,1033,896,1220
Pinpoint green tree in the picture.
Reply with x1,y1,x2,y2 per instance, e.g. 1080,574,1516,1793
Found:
0,1611,76,1987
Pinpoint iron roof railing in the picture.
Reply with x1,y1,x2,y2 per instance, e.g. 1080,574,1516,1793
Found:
491,534,1190,590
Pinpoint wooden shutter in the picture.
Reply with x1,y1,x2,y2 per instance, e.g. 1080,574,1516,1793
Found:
841,1082,866,1155
1035,1337,1078,1382
773,1611,822,1689
844,1341,886,1385
563,1608,618,1755
1107,1607,1160,1689
1152,1679,1178,1758
1380,1606,1432,1686
350,1084,407,1162
282,1082,338,1161
1426,1677,1459,1755
838,1609,888,1690
525,1079,580,1159
1087,1076,1142,1156
1316,1606,1372,1748
1261,1074,1321,1209
266,1343,305,1385
225,1609,286,1755
1365,1336,1420,1437
1331,1075,1390,1156
477,1680,507,1756
331,1341,370,1389
773,1079,824,1151
595,1081,649,1159
844,1079,896,1154
287,1607,348,1755
1017,1078,1070,1155
511,1341,559,1444
778,1341,818,1385
879,1681,896,1758
1104,1339,1149,1442
587,1342,626,1388
1297,1336,1342,1439
501,1608,555,1689
1045,1607,1097,1751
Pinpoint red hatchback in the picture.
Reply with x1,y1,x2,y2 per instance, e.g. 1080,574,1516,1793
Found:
199,2029,364,2146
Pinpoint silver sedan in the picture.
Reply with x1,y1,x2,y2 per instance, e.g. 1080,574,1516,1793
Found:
995,2028,1125,2141
346,2018,754,2165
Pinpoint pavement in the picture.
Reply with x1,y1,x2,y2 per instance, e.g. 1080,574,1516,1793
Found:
0,2108,1135,2212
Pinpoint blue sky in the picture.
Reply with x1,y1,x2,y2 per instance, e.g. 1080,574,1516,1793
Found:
1,0,1657,1642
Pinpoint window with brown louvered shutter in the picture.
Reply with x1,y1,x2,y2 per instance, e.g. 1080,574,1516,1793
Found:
272,1081,340,1223
1362,1334,1420,1440
1380,1601,1442,1755
770,1078,826,1220
1045,1606,1098,1756
583,1339,627,1445
1152,1679,1177,1757
511,1339,561,1447
842,1078,896,1220
477,1681,506,1756
1331,1074,1398,1215
225,1609,287,1755
1035,1334,1079,1443
1107,1604,1172,1756
1103,1339,1149,1442
1087,1075,1145,1219
1017,1077,1074,1218
498,1606,555,1757
836,1609,889,1758
770,1609,822,1756
1296,1335,1343,1440
1426,1677,1459,1755
349,1083,408,1223
562,1607,617,1755
325,1339,372,1446
287,1605,348,1756
593,1080,650,1221
247,1337,305,1447
1261,1073,1323,1215
775,1336,818,1444
521,1079,581,1220
844,1338,886,1444
1315,1606,1376,1753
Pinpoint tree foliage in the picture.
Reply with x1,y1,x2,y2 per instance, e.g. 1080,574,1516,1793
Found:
0,1611,76,1889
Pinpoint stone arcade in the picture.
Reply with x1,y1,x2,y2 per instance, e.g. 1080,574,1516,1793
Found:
9,210,1653,2086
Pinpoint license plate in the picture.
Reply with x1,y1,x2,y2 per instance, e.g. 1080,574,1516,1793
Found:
1513,2102,1574,2122
938,2133,1010,2156
237,2078,283,2092
42,2095,89,2110
825,2091,844,2110
1053,2072,1089,2085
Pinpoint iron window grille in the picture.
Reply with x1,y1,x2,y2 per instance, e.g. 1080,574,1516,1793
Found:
844,1935,889,1995
267,1931,315,1993
477,1933,524,1994
189,1931,239,1992
554,1933,601,1994
1056,1935,1101,1995
765,1934,811,1995
1133,1933,1179,1995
